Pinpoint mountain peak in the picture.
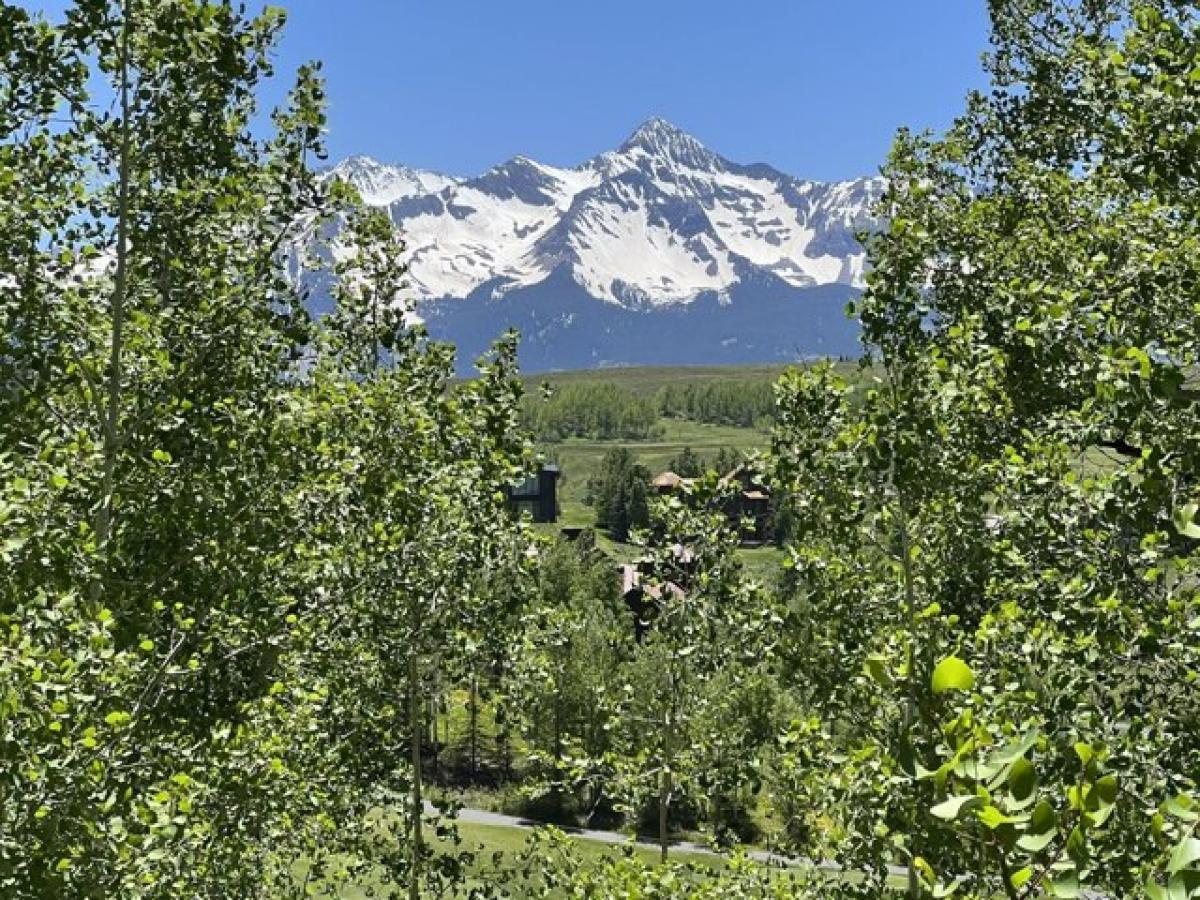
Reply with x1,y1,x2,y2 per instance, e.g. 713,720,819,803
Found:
627,116,685,140
329,154,388,173
618,117,720,171
324,156,460,206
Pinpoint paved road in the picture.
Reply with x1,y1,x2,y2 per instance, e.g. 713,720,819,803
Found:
424,801,1107,898
423,801,878,874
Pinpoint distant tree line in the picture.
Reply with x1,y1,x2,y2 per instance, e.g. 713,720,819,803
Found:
521,382,661,441
666,446,742,478
655,380,776,429
522,378,781,443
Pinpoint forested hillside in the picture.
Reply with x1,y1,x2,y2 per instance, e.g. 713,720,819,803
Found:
1,2,1197,899
519,367,791,441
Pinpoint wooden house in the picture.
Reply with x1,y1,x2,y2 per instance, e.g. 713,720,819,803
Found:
620,562,687,641
718,464,772,545
505,464,560,523
649,464,772,544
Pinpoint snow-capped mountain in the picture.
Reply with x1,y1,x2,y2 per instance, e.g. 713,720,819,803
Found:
312,119,883,371
325,118,882,308
324,155,461,206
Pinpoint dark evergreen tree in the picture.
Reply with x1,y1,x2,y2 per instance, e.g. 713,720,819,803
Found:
586,447,651,542
666,446,705,478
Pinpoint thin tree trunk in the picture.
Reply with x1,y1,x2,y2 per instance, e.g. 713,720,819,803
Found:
553,689,562,767
428,674,438,784
658,768,672,863
408,651,423,900
659,700,673,864
894,438,921,900
96,0,134,571
552,665,565,814
441,697,449,769
497,697,511,782
469,671,478,779
658,766,671,864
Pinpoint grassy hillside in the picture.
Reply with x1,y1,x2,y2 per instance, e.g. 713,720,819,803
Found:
549,418,767,525
521,363,796,397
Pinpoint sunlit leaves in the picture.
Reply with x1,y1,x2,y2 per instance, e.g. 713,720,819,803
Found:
770,4,1199,899
1175,503,1200,540
1007,757,1038,808
931,656,975,695
931,795,983,821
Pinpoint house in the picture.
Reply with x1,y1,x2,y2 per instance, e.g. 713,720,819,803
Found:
620,562,687,641
506,464,560,523
652,470,692,494
650,464,773,545
618,543,697,638
718,465,772,545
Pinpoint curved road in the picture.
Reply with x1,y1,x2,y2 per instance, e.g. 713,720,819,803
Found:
426,801,1106,898
424,800,877,874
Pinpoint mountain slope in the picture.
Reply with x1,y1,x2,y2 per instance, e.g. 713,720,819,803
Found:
423,268,861,372
313,119,880,371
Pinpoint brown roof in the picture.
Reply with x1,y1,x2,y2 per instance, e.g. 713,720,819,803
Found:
621,564,686,603
648,581,686,603
719,464,751,488
621,564,640,596
719,464,770,497
652,471,688,489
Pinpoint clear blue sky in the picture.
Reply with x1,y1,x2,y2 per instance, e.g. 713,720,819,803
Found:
274,1,992,181
25,1,993,182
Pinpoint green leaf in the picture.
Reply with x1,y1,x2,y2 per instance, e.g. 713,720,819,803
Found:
931,656,975,694
1048,872,1081,897
1174,503,1200,539
1168,837,1200,875
1017,800,1058,853
1164,795,1199,823
1085,774,1118,826
977,804,1022,829
913,855,936,885
990,730,1041,765
1018,828,1057,854
864,654,891,685
932,878,966,898
1073,742,1094,767
1008,756,1038,807
1066,826,1088,866
931,794,982,821
1010,866,1033,890
1167,871,1200,899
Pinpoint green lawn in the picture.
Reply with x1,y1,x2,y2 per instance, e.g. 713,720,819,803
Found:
294,815,909,897
297,817,751,898
548,417,768,524
534,412,786,579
